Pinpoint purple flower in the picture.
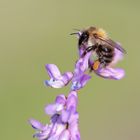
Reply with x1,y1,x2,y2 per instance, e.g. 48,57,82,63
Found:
45,64,73,88
90,48,125,80
94,67,125,80
29,28,126,140
29,91,80,140
71,52,92,90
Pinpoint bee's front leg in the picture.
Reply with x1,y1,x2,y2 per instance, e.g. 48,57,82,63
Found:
82,45,97,57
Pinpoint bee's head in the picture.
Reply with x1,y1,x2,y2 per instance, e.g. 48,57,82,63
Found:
78,27,97,46
75,26,108,46
78,31,89,46
79,27,108,46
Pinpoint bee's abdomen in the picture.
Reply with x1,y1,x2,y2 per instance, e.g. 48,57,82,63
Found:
96,45,114,66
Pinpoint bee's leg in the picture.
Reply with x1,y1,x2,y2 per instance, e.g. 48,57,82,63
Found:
82,45,96,57
93,60,100,70
86,46,93,52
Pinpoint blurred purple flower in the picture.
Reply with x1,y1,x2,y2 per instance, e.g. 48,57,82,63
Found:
94,67,125,80
89,48,125,80
45,64,73,88
29,91,80,140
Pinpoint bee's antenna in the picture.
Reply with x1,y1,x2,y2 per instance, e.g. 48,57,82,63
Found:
70,28,81,36
70,32,79,35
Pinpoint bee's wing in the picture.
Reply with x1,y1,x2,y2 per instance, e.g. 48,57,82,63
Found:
98,37,127,54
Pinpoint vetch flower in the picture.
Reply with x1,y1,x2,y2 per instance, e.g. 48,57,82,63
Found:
94,67,125,80
29,27,126,140
29,91,80,140
45,64,73,88
71,52,92,90
45,94,66,116
89,48,125,80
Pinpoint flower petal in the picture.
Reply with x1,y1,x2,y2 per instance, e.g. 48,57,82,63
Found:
68,112,79,124
71,81,81,91
61,72,73,85
71,74,91,90
95,67,125,80
69,114,80,140
48,123,66,140
59,130,70,140
45,65,73,88
76,52,91,73
79,45,85,57
45,79,65,88
71,52,91,90
80,74,91,87
29,119,45,130
51,114,60,123
34,125,52,140
66,91,78,110
61,109,71,123
46,64,62,80
70,126,80,140
55,94,66,105
45,103,65,115
45,95,66,115
45,104,58,115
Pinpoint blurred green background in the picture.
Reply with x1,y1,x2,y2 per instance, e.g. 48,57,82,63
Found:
0,0,140,140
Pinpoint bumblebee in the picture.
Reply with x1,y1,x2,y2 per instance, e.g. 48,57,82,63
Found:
77,26,126,70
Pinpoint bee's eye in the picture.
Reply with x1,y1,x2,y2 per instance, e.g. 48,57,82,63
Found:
78,32,89,46
82,32,88,38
